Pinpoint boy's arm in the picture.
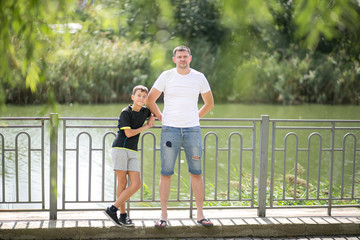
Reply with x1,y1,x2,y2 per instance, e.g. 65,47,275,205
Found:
199,90,214,118
124,114,155,138
146,88,162,122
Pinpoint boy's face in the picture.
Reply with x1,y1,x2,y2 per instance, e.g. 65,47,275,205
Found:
131,90,148,107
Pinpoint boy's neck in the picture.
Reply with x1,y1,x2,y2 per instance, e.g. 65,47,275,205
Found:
131,104,141,112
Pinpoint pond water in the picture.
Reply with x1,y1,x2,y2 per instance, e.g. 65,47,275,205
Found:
1,103,359,209
3,103,360,119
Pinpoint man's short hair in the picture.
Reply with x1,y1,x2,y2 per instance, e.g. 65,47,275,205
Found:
132,85,148,95
173,46,191,57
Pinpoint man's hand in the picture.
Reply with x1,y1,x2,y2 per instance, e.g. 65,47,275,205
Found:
146,114,156,128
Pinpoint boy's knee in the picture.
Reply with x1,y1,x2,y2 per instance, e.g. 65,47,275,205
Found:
134,181,142,191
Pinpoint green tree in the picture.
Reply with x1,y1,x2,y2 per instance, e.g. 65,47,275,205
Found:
0,0,75,111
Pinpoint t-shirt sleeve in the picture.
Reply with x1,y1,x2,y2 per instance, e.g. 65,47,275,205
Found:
146,108,151,118
200,74,211,94
119,111,131,130
152,70,168,92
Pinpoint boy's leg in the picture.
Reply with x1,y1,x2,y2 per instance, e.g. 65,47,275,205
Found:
116,170,127,214
116,171,141,226
113,171,141,208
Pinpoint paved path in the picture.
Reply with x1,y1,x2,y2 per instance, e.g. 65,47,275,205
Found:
0,208,359,239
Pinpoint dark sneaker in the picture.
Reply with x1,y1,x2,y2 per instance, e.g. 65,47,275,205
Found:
119,213,134,227
104,207,122,227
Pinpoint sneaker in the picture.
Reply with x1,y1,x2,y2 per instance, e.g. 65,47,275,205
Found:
119,213,134,227
104,207,122,227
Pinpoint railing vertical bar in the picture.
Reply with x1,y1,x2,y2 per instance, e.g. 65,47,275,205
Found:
28,140,31,202
1,134,4,202
239,134,243,201
76,135,80,202
41,120,45,209
293,134,298,200
251,121,256,207
341,136,346,199
270,121,276,208
328,122,335,216
351,136,356,198
203,135,207,201
227,134,231,201
258,115,269,217
101,134,106,202
283,136,287,200
317,134,323,199
214,135,218,201
88,137,92,202
15,135,19,203
152,142,156,202
140,136,144,202
50,113,58,220
306,134,313,199
177,150,181,201
62,120,67,210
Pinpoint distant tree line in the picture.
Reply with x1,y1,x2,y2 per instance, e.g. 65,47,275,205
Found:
1,0,359,108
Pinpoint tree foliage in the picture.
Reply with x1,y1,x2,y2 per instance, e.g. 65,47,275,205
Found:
1,0,360,108
0,0,76,111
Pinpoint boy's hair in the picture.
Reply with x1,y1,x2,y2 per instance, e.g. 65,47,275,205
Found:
132,85,148,95
173,45,191,57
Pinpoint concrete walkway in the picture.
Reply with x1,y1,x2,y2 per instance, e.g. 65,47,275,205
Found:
0,208,359,239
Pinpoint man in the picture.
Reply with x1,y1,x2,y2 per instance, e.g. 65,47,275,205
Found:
147,46,214,227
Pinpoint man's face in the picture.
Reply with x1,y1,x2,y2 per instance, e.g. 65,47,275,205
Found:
173,50,192,69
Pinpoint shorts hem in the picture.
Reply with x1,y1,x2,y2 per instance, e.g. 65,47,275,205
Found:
112,147,137,152
114,169,140,172
161,171,174,176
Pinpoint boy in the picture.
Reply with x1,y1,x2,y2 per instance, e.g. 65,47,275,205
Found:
104,85,155,227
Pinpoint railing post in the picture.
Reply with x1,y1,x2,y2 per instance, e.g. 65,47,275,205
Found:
49,113,58,220
258,115,269,217
328,122,335,216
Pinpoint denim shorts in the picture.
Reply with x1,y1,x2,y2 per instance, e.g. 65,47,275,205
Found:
160,126,202,176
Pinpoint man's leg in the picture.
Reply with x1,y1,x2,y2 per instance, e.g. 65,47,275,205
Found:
159,174,172,221
183,126,213,226
156,126,179,227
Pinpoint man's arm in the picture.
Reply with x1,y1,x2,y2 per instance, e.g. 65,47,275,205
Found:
199,91,214,118
146,88,163,122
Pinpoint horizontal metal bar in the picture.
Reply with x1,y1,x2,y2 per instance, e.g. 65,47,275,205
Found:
276,126,332,130
59,117,260,121
65,125,117,128
60,117,117,121
271,119,360,123
201,126,255,129
0,201,43,204
0,125,43,128
0,117,49,120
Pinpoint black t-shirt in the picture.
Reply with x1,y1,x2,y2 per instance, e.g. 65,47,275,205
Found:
112,105,151,151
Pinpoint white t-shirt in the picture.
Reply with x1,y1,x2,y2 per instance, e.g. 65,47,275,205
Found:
153,68,211,127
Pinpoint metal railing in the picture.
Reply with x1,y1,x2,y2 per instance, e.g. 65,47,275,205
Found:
0,114,359,220
0,117,48,210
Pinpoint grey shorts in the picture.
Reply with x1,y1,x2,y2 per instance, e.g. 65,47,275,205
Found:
111,148,140,172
